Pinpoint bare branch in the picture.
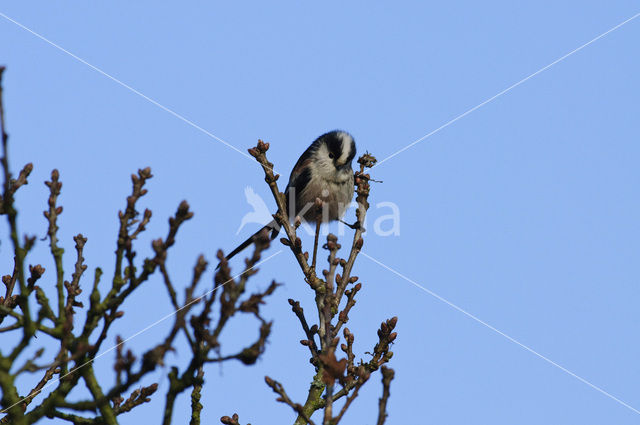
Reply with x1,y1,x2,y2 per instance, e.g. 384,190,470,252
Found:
376,367,394,425
265,377,317,425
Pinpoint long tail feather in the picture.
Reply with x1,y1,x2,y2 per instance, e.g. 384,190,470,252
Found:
217,220,280,269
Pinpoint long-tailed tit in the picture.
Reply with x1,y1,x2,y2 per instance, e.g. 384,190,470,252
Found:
222,130,357,263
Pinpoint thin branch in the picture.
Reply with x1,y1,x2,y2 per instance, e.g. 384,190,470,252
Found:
288,299,319,359
376,367,394,425
265,377,317,425
190,344,205,425
335,155,377,306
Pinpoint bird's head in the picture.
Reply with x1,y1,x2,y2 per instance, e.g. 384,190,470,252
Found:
311,130,357,180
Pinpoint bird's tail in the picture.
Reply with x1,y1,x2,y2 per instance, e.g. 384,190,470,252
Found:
217,219,280,269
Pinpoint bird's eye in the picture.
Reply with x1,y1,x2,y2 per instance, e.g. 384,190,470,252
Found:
328,153,334,159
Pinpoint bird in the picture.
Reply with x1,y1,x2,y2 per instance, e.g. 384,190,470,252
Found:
221,130,357,265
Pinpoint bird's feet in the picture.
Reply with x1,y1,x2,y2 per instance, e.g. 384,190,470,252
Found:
339,219,364,231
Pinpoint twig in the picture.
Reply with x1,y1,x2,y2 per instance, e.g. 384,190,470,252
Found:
220,413,252,425
288,299,319,359
265,377,317,425
376,367,394,425
43,169,65,324
113,383,158,415
332,372,369,424
335,155,376,306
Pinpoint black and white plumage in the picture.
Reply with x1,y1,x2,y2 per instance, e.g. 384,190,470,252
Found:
222,130,357,264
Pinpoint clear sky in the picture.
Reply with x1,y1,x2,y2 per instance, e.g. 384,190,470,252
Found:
2,1,640,424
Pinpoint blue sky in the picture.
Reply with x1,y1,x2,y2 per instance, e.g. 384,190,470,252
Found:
1,1,640,424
